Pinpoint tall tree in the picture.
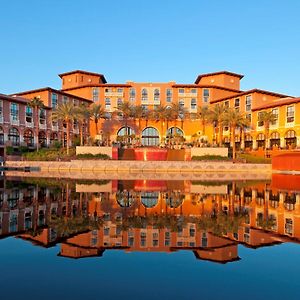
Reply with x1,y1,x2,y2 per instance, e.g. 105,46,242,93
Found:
258,111,277,155
132,105,146,139
29,97,45,152
196,105,210,136
224,108,249,159
89,103,106,142
209,103,227,146
115,101,134,144
152,105,168,142
75,104,90,146
52,103,76,155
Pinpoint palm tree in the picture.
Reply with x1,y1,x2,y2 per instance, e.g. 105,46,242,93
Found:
209,103,227,146
196,105,210,136
115,101,134,143
89,103,106,136
75,104,90,146
224,109,249,159
170,102,185,129
152,105,168,142
258,111,277,155
29,97,45,152
52,103,76,155
132,105,146,139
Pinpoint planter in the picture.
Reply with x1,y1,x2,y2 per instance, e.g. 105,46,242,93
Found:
134,148,168,161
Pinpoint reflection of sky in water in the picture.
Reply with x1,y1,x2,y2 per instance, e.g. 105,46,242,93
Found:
1,177,300,299
0,238,300,300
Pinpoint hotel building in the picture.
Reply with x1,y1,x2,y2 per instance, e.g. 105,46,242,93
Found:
0,69,298,154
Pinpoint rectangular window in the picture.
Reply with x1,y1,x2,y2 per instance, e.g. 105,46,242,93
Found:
105,98,111,109
271,108,279,125
191,98,197,110
179,99,184,107
234,98,240,107
39,108,46,125
178,88,184,94
117,88,123,93
51,93,58,108
10,103,19,121
246,113,251,122
166,89,172,96
26,106,33,123
224,101,230,108
63,96,68,104
286,106,294,123
203,89,209,103
92,88,99,101
245,95,252,111
258,111,264,127
129,88,136,101
0,100,3,118
73,99,79,106
191,88,197,94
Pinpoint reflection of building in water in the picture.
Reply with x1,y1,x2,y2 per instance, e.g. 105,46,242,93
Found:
1,176,300,263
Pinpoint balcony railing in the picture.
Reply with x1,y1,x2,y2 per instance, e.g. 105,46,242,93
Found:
10,118,19,126
178,93,198,97
25,121,34,128
104,92,124,97
39,123,46,130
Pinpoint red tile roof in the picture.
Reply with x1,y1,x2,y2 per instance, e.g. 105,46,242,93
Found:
252,97,300,111
58,70,107,83
11,87,92,102
210,89,291,104
195,71,244,84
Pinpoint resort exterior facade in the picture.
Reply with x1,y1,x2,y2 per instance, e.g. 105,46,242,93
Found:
0,69,299,153
0,89,91,155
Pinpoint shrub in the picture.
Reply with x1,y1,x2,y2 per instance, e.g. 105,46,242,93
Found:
6,146,14,155
236,153,271,164
191,155,231,161
76,153,111,160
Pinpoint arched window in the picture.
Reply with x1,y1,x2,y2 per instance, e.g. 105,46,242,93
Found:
142,89,148,101
24,129,34,147
167,127,184,137
141,192,159,208
165,192,184,208
8,127,20,146
38,131,47,147
285,130,296,148
154,89,160,101
256,133,265,148
270,132,280,148
116,191,135,207
245,134,253,149
117,127,135,143
141,127,160,146
129,88,136,100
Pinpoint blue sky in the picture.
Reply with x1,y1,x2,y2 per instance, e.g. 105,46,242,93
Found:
1,0,299,96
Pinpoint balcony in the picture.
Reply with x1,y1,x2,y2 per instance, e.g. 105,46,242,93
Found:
39,123,46,130
52,125,58,131
104,92,124,97
25,121,34,128
10,118,19,126
178,93,198,97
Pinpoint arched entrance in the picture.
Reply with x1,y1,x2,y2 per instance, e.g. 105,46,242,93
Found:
141,192,159,208
141,127,159,146
167,127,184,138
256,133,265,149
270,132,280,149
24,129,34,147
117,127,135,144
285,130,296,148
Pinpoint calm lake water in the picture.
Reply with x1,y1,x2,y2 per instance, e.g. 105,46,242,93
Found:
1,174,300,300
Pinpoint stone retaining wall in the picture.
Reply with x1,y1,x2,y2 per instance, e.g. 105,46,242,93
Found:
6,160,271,174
